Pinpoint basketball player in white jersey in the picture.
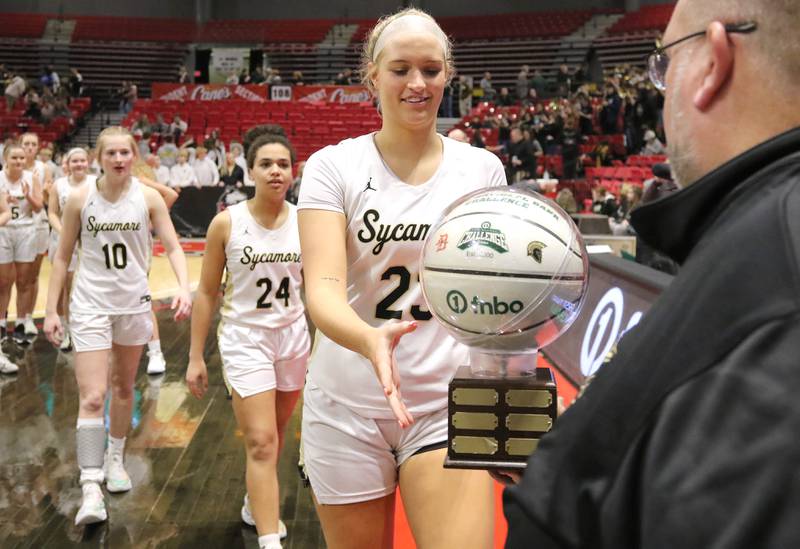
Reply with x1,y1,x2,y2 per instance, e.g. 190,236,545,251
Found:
186,133,308,549
20,132,52,343
0,142,43,350
0,148,16,372
47,147,96,352
43,126,192,526
297,8,507,548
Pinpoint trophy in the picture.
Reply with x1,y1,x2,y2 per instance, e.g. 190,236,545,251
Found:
420,186,589,469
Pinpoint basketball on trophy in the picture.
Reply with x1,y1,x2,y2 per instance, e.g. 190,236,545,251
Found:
420,186,590,354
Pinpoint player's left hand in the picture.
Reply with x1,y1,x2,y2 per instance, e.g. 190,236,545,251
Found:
171,289,192,321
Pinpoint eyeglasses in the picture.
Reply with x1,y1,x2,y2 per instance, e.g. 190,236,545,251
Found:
647,21,757,92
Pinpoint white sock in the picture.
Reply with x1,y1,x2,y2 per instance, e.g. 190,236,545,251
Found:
76,417,104,428
148,340,162,355
0,319,5,328
258,534,281,549
25,314,32,323
108,435,126,456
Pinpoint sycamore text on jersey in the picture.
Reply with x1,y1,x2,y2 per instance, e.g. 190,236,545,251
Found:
357,209,431,255
86,216,142,237
240,246,301,271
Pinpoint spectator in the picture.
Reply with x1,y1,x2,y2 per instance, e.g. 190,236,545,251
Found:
555,187,578,214
506,126,537,183
600,81,622,134
47,66,60,93
177,64,190,84
131,114,151,136
291,70,305,86
266,68,281,84
641,129,667,155
457,75,472,118
516,65,530,101
225,71,239,85
334,68,353,85
496,87,514,107
479,71,495,101
555,64,571,97
151,113,169,136
530,69,548,99
250,67,266,84
229,142,247,173
68,68,83,97
285,160,305,204
23,89,42,121
238,68,250,84
157,135,180,168
447,128,469,143
5,72,26,112
169,115,187,142
147,154,171,186
169,149,197,188
591,185,618,217
219,151,244,188
204,132,225,168
192,146,220,187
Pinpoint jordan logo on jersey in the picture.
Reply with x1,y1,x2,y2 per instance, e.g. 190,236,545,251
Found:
357,209,431,255
363,177,376,193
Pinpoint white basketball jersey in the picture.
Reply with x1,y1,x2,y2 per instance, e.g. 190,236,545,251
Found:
221,201,304,329
71,177,153,314
55,175,95,213
26,159,49,227
0,170,35,226
298,133,507,418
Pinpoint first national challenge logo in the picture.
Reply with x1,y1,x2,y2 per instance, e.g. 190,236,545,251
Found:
457,222,509,253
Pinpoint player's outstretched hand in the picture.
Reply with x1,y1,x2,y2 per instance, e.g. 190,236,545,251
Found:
367,320,418,428
171,289,192,321
44,312,63,347
185,357,208,399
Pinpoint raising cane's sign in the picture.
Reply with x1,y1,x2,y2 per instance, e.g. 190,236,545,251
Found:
294,85,372,104
151,84,268,102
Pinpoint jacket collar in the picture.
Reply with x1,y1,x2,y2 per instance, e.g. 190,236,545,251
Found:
631,126,800,264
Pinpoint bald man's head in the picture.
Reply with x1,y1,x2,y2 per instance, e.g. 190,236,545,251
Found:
672,0,800,87
448,128,468,143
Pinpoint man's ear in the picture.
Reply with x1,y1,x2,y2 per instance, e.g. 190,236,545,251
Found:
694,21,734,110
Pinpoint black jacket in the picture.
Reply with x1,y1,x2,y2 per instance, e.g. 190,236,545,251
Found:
504,127,800,548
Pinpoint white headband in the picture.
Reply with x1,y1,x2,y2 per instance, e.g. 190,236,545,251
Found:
64,147,86,162
372,14,448,62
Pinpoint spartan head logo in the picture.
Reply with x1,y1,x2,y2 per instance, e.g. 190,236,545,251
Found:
527,241,546,263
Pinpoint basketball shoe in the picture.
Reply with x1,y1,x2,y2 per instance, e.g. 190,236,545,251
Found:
0,352,18,374
146,350,166,375
75,482,107,525
104,449,132,493
241,494,287,539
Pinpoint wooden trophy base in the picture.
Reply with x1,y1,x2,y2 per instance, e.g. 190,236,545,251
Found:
444,364,556,470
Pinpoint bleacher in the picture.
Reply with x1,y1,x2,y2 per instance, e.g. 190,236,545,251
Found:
0,13,49,38
122,99,382,162
199,20,333,44
0,97,91,143
0,39,188,100
607,3,675,34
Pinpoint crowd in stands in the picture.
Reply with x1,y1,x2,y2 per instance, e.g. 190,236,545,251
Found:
451,61,665,182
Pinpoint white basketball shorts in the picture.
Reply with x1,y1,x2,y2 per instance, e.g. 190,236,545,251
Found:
70,311,153,352
301,376,449,505
218,315,310,398
0,226,38,263
48,233,79,272
36,224,49,255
